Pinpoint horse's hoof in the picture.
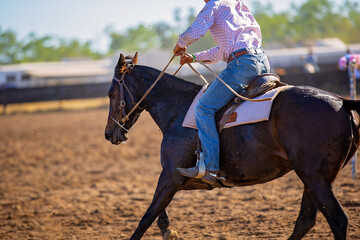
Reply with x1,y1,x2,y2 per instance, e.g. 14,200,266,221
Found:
163,229,178,240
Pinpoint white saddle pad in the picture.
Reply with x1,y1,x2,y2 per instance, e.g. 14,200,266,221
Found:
182,85,290,129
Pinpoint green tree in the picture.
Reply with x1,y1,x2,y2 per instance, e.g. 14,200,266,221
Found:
3,0,360,64
341,0,360,43
108,24,161,53
107,6,216,53
0,28,21,64
0,28,102,64
252,0,360,45
252,2,292,44
290,0,338,41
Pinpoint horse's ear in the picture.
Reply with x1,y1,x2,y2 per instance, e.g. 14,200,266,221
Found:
117,54,127,73
132,52,138,65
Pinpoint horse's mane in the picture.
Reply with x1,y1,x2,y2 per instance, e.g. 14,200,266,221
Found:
133,65,202,93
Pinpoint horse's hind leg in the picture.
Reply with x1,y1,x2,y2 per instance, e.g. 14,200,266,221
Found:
288,188,317,240
305,181,348,240
130,171,177,240
157,209,179,240
300,174,348,240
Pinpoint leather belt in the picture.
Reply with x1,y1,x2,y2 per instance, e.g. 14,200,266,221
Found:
227,47,265,63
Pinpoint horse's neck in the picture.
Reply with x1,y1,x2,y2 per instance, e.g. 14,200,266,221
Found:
138,67,201,133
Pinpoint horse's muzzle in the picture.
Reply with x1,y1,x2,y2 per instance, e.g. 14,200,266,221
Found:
105,127,128,145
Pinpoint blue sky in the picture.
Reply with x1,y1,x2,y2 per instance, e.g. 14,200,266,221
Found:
0,0,344,52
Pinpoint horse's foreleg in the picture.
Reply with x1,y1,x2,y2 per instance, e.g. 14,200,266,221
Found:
157,209,179,240
157,209,170,235
130,171,177,240
288,187,317,240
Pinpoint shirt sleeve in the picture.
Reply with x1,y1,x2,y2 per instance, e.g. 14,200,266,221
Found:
338,56,347,70
177,2,215,48
193,46,223,64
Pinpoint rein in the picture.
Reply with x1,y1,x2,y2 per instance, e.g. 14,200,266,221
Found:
181,52,273,102
112,51,272,130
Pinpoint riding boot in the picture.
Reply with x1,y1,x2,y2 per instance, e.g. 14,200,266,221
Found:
177,166,219,185
177,166,201,178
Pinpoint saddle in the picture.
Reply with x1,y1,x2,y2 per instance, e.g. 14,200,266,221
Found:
216,73,285,133
200,73,286,189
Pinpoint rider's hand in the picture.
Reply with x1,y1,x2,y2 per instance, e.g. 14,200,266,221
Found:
173,44,186,56
180,54,195,65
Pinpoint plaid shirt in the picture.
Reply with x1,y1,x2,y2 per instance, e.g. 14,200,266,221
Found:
339,54,360,70
177,0,262,64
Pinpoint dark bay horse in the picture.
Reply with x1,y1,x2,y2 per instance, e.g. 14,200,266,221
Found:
105,53,360,240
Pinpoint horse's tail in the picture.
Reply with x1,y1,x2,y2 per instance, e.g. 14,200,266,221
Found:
343,99,360,113
342,99,360,167
342,99,360,133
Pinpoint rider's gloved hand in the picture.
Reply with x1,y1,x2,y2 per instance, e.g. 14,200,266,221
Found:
180,54,195,65
173,44,186,56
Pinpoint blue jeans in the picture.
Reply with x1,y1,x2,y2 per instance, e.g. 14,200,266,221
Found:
195,52,270,171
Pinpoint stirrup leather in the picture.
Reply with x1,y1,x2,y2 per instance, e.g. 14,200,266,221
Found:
195,152,206,178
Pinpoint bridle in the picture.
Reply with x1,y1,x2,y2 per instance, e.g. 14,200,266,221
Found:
111,67,141,133
111,55,176,133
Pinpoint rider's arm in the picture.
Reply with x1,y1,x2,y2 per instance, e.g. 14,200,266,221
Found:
177,3,215,48
193,46,223,64
175,2,219,63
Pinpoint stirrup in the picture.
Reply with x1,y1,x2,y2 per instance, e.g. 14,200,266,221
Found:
201,172,218,185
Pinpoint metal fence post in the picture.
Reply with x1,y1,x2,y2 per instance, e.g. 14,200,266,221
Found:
350,60,357,179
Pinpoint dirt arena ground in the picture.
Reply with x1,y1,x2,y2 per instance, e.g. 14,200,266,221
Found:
0,107,359,239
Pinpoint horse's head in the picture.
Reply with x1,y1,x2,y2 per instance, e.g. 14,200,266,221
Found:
105,52,144,145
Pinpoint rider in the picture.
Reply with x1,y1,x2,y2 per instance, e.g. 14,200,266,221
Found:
174,0,271,184
338,50,360,80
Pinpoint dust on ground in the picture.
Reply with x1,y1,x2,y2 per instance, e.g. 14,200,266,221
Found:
0,108,359,239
